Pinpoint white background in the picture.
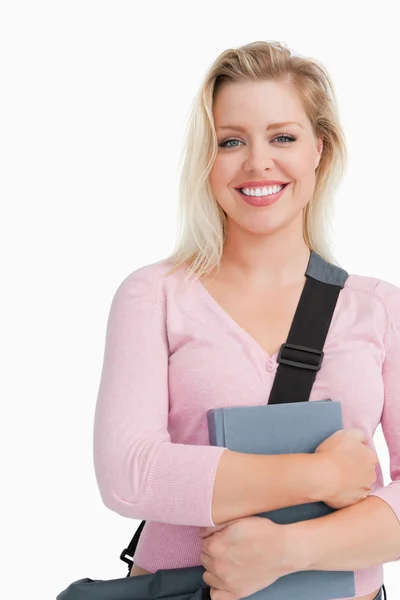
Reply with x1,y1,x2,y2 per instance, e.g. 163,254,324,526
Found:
1,1,399,598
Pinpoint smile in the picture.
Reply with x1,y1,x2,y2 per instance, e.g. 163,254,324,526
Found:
235,183,289,207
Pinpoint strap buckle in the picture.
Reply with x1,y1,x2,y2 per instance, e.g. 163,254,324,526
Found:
119,548,134,569
277,343,323,371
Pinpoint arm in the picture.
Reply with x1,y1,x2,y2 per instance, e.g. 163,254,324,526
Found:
93,266,226,527
211,449,327,525
287,495,400,572
286,284,400,571
93,266,329,527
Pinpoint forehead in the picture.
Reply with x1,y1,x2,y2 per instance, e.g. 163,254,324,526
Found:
213,79,308,129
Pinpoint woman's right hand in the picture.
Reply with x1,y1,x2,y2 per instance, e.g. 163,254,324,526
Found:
315,428,379,510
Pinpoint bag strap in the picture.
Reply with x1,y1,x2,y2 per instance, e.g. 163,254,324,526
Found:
268,251,348,404
120,519,146,572
120,250,349,574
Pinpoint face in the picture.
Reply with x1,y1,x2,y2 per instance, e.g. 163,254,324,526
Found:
209,79,323,236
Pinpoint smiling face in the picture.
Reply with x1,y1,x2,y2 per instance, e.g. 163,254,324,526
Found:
209,79,323,237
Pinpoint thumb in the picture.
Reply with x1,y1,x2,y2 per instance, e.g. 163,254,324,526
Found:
199,520,236,538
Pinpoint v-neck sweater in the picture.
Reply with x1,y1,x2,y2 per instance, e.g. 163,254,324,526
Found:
93,253,400,599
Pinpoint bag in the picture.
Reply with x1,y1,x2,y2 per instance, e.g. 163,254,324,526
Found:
56,251,361,600
56,564,209,600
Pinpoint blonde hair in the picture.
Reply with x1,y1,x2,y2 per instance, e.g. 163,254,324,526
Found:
163,40,347,283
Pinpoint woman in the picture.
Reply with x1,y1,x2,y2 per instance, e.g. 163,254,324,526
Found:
93,41,399,600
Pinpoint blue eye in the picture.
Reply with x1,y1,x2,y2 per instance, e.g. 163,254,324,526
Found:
219,134,296,148
219,138,242,148
275,134,296,143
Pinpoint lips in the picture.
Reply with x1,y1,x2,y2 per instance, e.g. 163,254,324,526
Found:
235,182,289,207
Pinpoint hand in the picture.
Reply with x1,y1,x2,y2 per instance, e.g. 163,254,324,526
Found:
315,428,378,509
199,516,294,600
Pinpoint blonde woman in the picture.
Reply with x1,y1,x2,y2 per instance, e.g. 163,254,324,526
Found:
93,41,399,600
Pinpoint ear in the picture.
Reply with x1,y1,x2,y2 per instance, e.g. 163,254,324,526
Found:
315,137,323,169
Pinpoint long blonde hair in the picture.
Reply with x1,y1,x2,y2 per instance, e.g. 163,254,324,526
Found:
162,40,347,283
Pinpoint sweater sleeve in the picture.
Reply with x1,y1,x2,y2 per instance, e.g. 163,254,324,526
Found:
93,266,227,527
369,283,400,535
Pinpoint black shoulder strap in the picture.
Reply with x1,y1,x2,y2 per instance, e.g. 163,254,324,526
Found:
120,250,349,575
268,250,348,404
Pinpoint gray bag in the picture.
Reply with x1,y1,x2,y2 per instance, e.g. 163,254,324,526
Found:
57,516,210,600
57,563,209,600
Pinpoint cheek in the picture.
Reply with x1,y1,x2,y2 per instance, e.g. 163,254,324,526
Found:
294,147,319,175
209,155,238,188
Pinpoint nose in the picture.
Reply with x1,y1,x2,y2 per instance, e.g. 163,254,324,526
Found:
243,139,275,173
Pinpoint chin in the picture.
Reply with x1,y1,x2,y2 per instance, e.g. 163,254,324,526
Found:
238,220,285,235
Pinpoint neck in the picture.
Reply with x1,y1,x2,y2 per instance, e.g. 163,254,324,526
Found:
219,218,311,288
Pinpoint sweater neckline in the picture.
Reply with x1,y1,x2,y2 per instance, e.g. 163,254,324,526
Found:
190,250,321,363
195,273,280,362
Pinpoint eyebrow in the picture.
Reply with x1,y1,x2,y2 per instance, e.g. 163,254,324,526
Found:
216,121,303,131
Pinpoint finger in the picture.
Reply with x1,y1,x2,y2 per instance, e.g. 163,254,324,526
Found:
202,569,223,590
210,587,218,600
210,586,238,600
200,551,213,572
200,524,227,538
199,527,215,538
200,521,235,538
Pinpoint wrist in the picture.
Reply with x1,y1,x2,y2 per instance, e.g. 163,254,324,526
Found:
282,521,316,572
308,453,335,503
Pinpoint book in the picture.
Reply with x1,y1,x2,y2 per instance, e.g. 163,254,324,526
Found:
207,400,355,600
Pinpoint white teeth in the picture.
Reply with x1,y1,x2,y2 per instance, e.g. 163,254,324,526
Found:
240,184,284,197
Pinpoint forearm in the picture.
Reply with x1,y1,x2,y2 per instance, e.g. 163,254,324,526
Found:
211,450,327,525
286,495,400,572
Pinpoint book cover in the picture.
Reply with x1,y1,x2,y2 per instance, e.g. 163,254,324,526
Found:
207,400,355,600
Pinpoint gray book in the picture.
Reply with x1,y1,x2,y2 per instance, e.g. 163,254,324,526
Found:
207,400,355,600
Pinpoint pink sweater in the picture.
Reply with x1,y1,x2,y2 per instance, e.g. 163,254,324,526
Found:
93,257,400,599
